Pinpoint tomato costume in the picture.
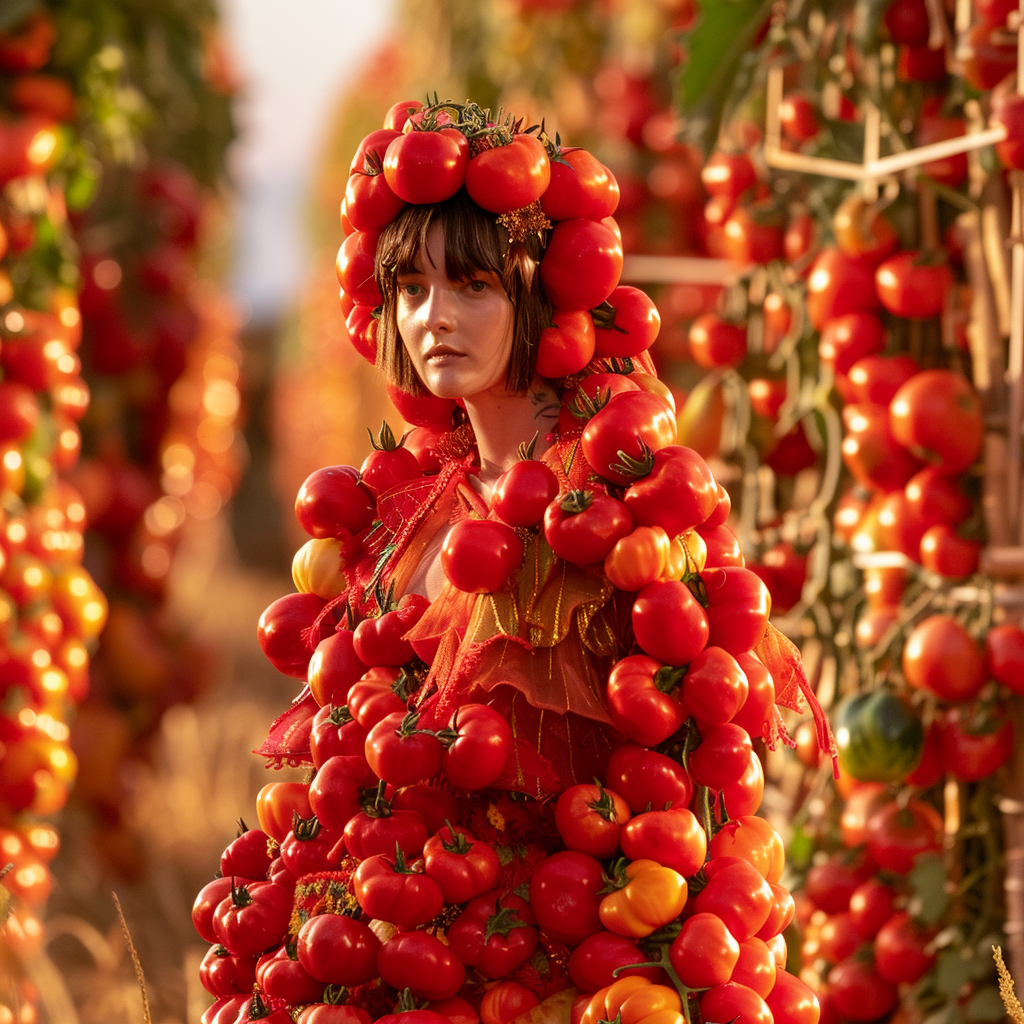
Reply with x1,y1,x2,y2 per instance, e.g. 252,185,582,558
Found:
197,97,833,1024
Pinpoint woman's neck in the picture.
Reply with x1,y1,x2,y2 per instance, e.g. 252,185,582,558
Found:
463,376,560,496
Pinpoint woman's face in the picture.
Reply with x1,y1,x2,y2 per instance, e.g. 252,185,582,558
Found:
396,223,515,401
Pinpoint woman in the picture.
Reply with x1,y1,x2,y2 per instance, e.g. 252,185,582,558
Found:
198,99,825,1024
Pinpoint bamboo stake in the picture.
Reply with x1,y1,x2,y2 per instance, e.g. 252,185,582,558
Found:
621,254,746,284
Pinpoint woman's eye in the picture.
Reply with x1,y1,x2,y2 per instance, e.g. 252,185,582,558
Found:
399,282,422,297
469,279,488,293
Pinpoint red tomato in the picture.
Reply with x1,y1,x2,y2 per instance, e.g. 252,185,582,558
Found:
684,646,749,724
360,426,421,497
221,827,274,881
344,163,406,234
806,249,880,330
581,390,677,485
827,960,898,1021
866,798,943,874
308,631,368,708
818,314,886,375
466,134,551,214
875,252,953,319
441,519,524,594
605,742,694,814
905,467,973,527
343,806,429,862
295,465,375,538
748,378,787,421
353,594,430,667
440,703,512,790
529,851,605,946
884,0,930,43
889,369,983,474
731,653,775,740
765,971,820,1024
365,711,443,787
540,219,623,311
193,877,236,944
756,881,796,940
670,913,740,989
554,782,631,857
541,147,620,221
491,459,559,528
623,445,718,535
873,911,936,984
382,102,421,132
447,891,538,979
423,825,501,904
592,286,660,358
544,489,633,565
780,93,819,142
620,806,706,876
256,592,324,677
938,704,1014,781
383,131,467,204
920,524,981,577
902,614,984,702
536,310,596,377
377,931,466,1000
848,878,898,938
803,853,873,913
701,567,770,654
354,851,444,928
568,932,660,992
296,915,381,986
480,983,538,1024
199,945,257,997
701,982,773,1024
784,213,815,265
308,755,372,834
606,654,688,747
701,524,744,568
841,403,922,493
688,314,746,369
690,723,753,790
718,748,765,817
213,881,292,958
701,152,756,200
986,624,1024,694
731,938,777,997
694,858,773,942
335,231,383,307
632,579,709,666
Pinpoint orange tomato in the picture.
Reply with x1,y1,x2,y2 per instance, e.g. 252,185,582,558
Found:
604,526,671,592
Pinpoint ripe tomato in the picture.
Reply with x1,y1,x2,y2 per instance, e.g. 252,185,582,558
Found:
889,369,982,474
568,932,660,992
920,524,981,577
544,488,633,564
619,806,706,877
695,857,774,941
748,378,787,421
902,614,984,702
554,782,630,857
688,314,746,369
905,467,972,527
491,458,558,527
199,945,257,997
221,827,274,881
670,913,739,989
827,959,898,1021
384,130,467,204
540,219,623,311
354,851,444,927
780,93,819,142
875,252,953,319
992,87,1024,170
884,0,930,43
423,825,501,904
818,313,886,375
632,579,709,666
295,465,375,538
308,754,372,834
605,742,693,813
365,711,443,787
480,983,538,1024
701,152,756,200
335,231,383,307
466,133,550,213
536,309,596,377
308,631,368,708
730,939,777,998
986,624,1024,694
689,722,753,790
604,525,672,592
848,878,898,938
718,748,765,817
606,654,687,746
806,249,880,330
345,161,406,234
683,647,749,724
873,911,936,984
440,703,512,790
592,286,660,358
723,206,784,265
841,403,921,493
353,594,430,667
213,881,293,958
377,931,466,1000
709,815,784,882
765,971,820,1024
702,567,770,654
623,445,718,536
343,801,429,861
541,147,620,221
866,798,943,874
701,524,744,568
784,212,815,265
529,850,605,946
296,914,380,987
803,852,873,913
360,425,421,497
938,704,1014,781
441,519,524,594
961,21,1017,89
831,194,898,265
256,782,312,844
731,652,775,739
756,881,796,941
448,891,538,979
581,390,676,485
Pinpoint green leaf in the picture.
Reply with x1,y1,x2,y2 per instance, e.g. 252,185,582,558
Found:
965,988,1007,1022
935,950,976,999
786,824,816,870
908,854,951,927
0,0,40,32
672,0,773,157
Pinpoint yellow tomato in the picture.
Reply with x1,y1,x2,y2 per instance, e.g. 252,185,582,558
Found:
604,526,670,592
663,530,706,580
292,537,348,599
582,977,683,1024
598,859,688,938
50,565,107,640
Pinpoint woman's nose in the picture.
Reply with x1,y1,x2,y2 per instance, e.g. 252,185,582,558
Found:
424,286,456,334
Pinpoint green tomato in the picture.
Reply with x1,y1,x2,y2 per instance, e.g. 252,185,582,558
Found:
835,690,924,783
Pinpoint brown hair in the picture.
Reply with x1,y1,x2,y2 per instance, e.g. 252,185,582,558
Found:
374,190,549,396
